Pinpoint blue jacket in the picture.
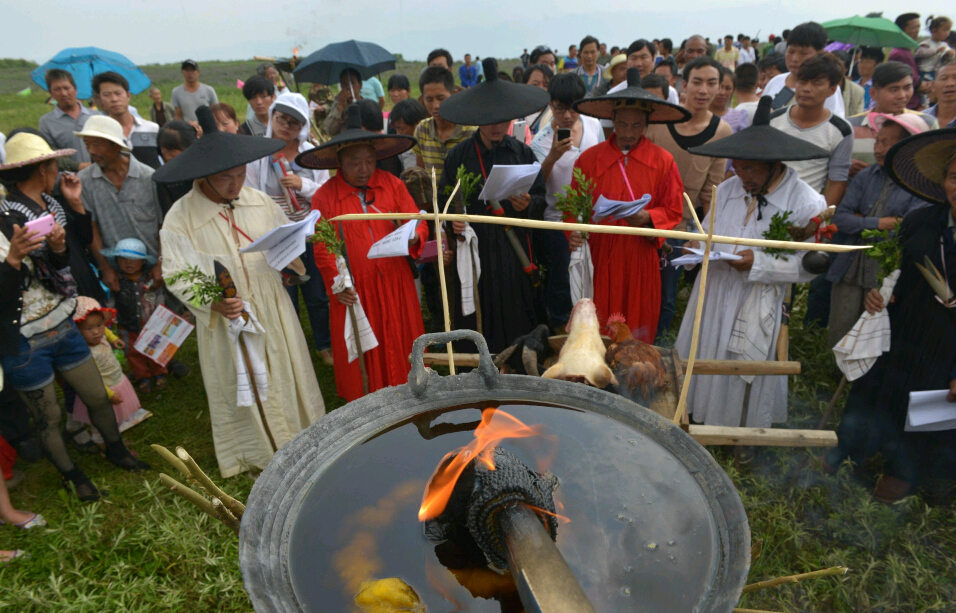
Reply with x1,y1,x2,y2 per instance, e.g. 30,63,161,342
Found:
459,64,478,88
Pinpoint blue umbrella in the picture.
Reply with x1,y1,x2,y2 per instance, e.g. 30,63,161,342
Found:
293,40,395,86
31,47,152,100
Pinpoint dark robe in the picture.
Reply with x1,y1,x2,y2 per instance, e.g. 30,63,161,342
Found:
827,204,956,484
440,133,547,353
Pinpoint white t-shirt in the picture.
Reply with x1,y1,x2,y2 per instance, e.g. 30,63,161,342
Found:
600,80,681,129
738,47,756,64
530,115,605,221
761,73,846,118
734,101,759,124
768,107,853,193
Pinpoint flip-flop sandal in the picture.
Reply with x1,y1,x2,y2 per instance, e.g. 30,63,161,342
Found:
0,513,46,530
154,375,168,391
136,378,152,394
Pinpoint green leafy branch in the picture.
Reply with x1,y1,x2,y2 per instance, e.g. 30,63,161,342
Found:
861,222,901,283
307,218,344,258
555,168,595,237
444,166,482,208
762,211,796,258
165,266,223,307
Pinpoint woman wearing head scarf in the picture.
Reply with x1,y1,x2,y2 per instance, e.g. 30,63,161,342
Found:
155,106,325,478
823,128,956,502
245,93,334,364
300,105,428,402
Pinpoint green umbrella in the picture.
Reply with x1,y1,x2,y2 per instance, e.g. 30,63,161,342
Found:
823,15,918,49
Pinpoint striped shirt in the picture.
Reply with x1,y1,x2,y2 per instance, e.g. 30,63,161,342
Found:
411,117,476,184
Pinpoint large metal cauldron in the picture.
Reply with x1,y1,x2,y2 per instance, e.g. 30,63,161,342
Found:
240,331,750,612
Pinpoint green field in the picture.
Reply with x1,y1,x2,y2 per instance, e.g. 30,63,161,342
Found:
0,57,522,135
0,59,954,613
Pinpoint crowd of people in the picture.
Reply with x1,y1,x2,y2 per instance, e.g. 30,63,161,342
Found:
1,14,956,562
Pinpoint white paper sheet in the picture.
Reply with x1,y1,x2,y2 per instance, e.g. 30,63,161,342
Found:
670,247,743,267
905,390,956,432
591,194,652,222
476,163,541,202
367,218,420,259
240,209,320,270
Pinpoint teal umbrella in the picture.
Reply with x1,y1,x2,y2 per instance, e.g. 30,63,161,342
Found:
823,15,918,49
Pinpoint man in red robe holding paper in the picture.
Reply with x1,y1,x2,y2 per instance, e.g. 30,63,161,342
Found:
568,68,690,342
299,105,428,401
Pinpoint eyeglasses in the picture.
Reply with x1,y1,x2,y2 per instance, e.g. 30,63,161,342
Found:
274,113,304,130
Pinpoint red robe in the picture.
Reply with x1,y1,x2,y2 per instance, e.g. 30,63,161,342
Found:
571,134,684,342
312,170,429,402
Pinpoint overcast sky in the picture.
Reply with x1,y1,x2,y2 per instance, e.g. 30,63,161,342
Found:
6,1,947,66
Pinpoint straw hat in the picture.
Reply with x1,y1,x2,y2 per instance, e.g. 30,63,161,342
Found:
603,54,627,80
437,58,550,126
687,96,830,161
73,115,131,151
573,67,691,124
73,296,116,327
885,128,956,206
296,104,415,170
0,133,75,170
152,106,283,183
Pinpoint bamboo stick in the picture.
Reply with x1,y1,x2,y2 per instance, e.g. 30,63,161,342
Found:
673,186,717,425
733,609,788,613
684,192,705,234
159,473,217,518
741,566,849,594
443,180,461,215
150,444,189,477
329,212,866,254
175,447,246,517
688,425,837,447
431,169,455,375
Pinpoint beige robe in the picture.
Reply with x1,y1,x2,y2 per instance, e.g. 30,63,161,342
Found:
161,183,324,477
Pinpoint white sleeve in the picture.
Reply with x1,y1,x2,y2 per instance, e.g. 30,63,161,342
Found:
749,250,817,284
825,87,846,118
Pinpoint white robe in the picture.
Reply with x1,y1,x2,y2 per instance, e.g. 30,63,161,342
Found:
675,168,826,427
160,183,325,477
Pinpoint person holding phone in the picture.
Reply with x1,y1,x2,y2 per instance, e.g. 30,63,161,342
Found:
1,133,149,503
530,73,605,330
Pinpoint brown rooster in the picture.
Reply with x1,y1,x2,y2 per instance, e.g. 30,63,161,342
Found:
605,313,667,402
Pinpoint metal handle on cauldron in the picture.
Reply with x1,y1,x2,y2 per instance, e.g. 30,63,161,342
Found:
408,330,498,396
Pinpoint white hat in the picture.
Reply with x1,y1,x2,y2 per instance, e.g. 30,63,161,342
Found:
73,115,131,151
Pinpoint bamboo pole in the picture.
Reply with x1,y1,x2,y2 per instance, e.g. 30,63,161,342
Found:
684,192,705,234
672,186,717,425
432,169,456,375
733,609,788,613
329,212,866,254
151,444,189,477
175,446,245,517
741,566,849,594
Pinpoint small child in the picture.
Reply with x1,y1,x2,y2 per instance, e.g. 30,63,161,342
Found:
72,297,152,442
916,16,955,83
100,238,169,393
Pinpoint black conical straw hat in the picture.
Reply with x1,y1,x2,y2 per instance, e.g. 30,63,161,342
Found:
573,67,691,124
152,106,284,184
884,127,956,206
687,96,831,161
437,58,550,126
296,104,416,170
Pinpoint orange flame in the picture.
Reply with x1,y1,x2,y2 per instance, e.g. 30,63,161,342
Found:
418,409,543,522
526,504,571,525
293,47,300,58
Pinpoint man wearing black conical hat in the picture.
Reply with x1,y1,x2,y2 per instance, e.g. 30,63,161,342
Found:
154,106,325,478
298,104,429,402
673,96,830,430
569,67,690,345
437,58,550,354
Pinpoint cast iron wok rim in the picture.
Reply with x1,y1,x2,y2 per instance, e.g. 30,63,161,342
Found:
239,331,750,613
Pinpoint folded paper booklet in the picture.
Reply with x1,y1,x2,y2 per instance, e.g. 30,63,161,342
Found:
367,218,421,259
240,209,320,270
133,305,195,366
905,389,956,432
670,247,743,267
591,194,652,222
476,163,541,202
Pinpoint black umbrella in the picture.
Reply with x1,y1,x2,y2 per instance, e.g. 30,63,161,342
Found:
293,40,395,85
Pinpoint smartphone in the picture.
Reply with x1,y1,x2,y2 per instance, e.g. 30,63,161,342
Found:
557,127,571,141
513,120,527,143
24,214,55,237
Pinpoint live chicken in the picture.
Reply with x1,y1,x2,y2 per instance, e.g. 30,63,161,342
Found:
605,313,667,402
542,299,618,388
